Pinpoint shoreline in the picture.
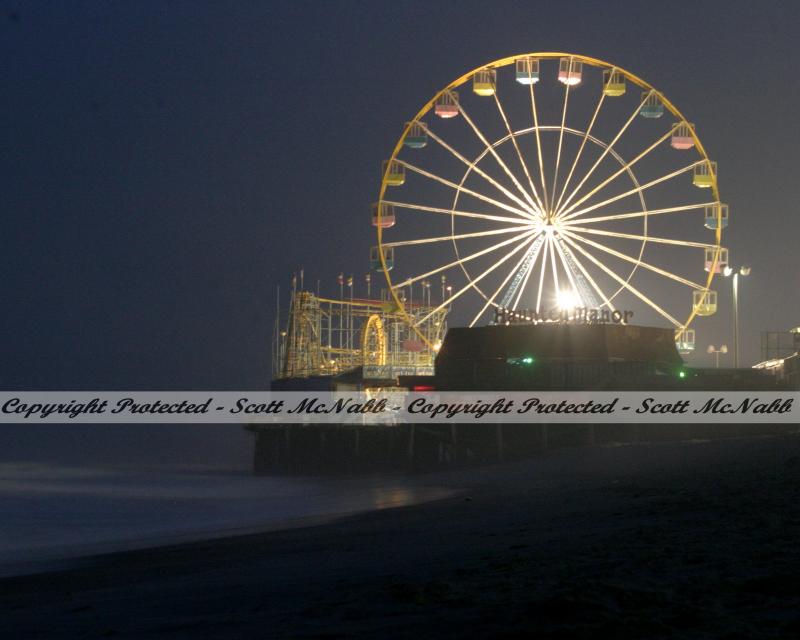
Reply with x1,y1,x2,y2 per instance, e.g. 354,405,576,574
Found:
0,466,459,579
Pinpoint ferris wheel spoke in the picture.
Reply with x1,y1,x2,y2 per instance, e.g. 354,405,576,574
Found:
558,232,682,327
422,126,538,219
553,91,606,215
556,129,673,221
561,228,706,289
549,83,572,216
550,234,581,296
528,79,550,212
535,234,550,313
392,228,538,289
559,162,700,222
468,235,540,327
396,159,533,220
565,225,718,250
383,224,533,249
547,234,561,294
383,200,535,225
414,233,539,326
556,91,653,218
555,234,617,312
491,91,547,216
456,104,539,218
566,202,716,226
512,237,547,310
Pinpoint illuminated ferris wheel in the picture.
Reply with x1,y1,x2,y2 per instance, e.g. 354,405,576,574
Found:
373,53,727,355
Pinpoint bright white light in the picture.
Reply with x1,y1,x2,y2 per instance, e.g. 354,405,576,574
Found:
556,289,581,310
558,77,581,86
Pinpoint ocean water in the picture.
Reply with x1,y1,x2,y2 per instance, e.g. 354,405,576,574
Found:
0,426,454,576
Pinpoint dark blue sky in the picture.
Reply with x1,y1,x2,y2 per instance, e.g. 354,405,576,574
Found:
2,0,798,389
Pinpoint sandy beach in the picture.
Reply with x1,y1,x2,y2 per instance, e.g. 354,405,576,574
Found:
1,432,799,639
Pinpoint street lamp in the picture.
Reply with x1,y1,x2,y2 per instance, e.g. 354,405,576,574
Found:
707,344,728,369
722,265,751,368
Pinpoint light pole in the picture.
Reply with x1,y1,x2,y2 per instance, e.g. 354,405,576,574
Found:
722,265,752,368
707,344,728,369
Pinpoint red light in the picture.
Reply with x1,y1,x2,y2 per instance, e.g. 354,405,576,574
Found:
413,385,436,391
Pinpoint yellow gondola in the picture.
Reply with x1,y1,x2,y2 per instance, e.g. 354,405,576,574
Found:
693,290,717,316
382,159,405,187
602,69,626,96
473,69,496,96
693,161,717,188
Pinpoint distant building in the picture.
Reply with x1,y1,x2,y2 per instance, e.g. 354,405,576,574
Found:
760,327,800,361
402,324,794,392
753,327,800,389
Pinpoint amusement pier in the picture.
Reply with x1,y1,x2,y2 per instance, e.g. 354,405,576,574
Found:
251,53,800,474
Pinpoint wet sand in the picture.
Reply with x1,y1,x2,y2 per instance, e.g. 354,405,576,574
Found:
2,433,799,639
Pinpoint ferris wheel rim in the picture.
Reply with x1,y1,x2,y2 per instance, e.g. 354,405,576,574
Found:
376,52,723,351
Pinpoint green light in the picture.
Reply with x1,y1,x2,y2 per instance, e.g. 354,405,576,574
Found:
522,356,534,365
678,370,686,378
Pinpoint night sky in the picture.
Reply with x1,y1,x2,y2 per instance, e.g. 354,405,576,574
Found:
3,0,799,390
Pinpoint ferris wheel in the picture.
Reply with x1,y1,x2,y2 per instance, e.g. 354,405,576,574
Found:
373,53,727,355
